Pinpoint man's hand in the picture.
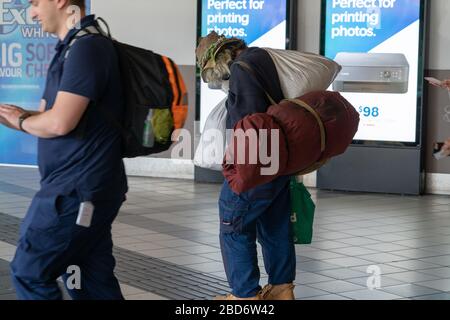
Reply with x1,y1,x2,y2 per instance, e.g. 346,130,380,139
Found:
426,78,450,90
0,104,26,130
0,114,9,127
443,138,450,157
442,80,450,90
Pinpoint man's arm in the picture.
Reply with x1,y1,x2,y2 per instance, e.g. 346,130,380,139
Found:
443,80,450,90
0,93,89,138
227,63,272,128
0,99,46,128
38,99,46,113
1,36,110,138
428,78,450,90
22,92,89,137
25,99,46,115
443,138,450,157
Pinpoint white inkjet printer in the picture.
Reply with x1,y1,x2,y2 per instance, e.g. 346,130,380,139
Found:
332,52,409,94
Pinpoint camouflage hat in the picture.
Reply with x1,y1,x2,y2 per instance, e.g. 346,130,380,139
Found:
196,31,243,72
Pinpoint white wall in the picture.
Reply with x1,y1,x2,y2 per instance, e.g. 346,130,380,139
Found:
297,0,321,53
91,0,197,66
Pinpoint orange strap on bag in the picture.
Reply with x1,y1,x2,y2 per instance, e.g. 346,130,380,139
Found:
162,56,188,130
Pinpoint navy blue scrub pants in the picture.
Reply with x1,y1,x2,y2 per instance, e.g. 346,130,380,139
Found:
10,191,124,300
219,176,296,298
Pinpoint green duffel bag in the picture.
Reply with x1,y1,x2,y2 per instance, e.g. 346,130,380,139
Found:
290,176,316,245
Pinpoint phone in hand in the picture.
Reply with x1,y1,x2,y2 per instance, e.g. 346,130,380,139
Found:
433,142,448,160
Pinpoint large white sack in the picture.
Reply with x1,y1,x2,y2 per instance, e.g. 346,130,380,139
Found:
193,98,228,171
264,48,341,99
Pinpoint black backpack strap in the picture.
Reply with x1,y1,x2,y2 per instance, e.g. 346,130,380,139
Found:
64,25,102,59
234,61,278,105
64,16,112,59
62,20,117,140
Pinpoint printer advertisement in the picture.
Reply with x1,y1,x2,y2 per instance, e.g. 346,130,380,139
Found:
198,0,289,133
322,0,423,143
0,0,90,166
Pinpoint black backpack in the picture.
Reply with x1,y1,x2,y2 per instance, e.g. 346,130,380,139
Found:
65,18,188,158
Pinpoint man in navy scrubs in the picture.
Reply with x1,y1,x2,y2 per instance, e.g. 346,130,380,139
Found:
0,0,127,300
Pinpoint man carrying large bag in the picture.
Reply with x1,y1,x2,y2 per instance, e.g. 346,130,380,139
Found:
196,30,349,300
196,32,298,300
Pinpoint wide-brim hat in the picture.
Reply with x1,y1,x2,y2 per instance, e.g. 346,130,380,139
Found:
196,31,243,80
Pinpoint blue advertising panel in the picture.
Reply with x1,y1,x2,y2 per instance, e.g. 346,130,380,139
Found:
0,0,90,166
198,0,292,132
321,0,426,145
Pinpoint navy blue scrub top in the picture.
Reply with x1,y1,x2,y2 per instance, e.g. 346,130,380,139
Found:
38,15,127,202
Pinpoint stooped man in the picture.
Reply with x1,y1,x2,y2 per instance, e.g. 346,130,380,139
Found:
0,0,127,299
196,31,296,300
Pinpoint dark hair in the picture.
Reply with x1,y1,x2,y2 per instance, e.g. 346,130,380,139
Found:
69,0,85,9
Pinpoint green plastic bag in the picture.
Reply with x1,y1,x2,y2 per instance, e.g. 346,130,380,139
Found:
151,109,174,144
290,177,316,244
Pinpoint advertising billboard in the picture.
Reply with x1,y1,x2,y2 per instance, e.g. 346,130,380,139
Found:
321,0,426,145
197,0,293,132
0,0,90,166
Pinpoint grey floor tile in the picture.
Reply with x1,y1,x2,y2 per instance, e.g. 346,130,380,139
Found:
187,262,225,273
419,255,450,267
420,267,450,278
357,253,407,264
294,285,330,299
363,243,411,252
338,237,381,246
367,234,413,242
341,228,387,237
0,294,16,300
308,280,366,293
387,260,440,271
316,268,368,280
313,232,357,240
329,247,379,256
322,257,374,268
387,271,440,283
412,293,450,300
303,294,351,300
392,239,442,249
140,249,190,258
424,245,450,255
349,265,412,276
390,249,444,260
415,279,450,292
160,255,213,265
2,167,450,301
309,241,351,250
382,284,443,298
294,250,346,260
340,289,403,300
296,260,342,272
345,276,404,288
294,272,336,285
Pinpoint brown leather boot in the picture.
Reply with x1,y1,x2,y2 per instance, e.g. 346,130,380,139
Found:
260,283,295,300
214,293,261,300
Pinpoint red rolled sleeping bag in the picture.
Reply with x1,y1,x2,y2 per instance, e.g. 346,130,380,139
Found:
223,90,360,194
223,113,289,193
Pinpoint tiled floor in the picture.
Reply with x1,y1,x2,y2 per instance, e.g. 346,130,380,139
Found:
0,166,450,300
